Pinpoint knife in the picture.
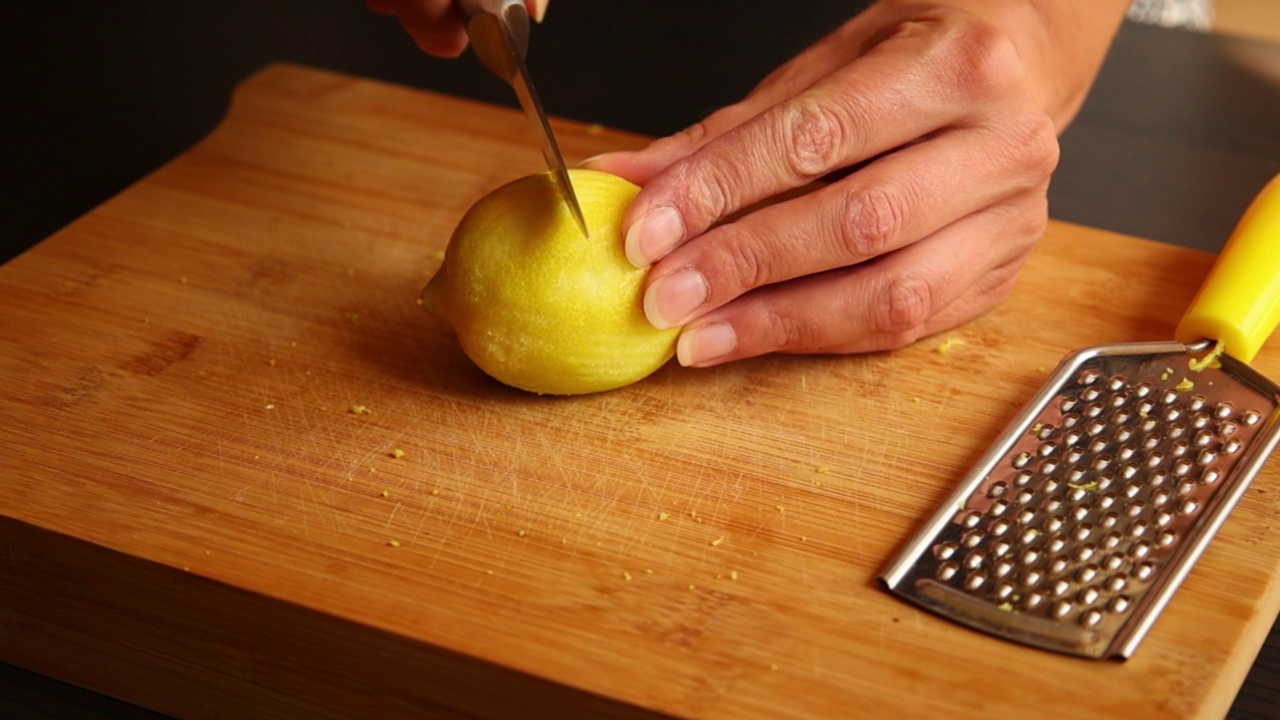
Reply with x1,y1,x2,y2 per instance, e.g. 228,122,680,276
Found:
458,0,589,237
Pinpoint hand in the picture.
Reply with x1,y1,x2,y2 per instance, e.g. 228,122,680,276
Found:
366,0,549,57
583,0,1129,368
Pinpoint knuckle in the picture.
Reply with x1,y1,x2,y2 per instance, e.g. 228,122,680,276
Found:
757,307,822,353
1021,114,1061,178
780,98,848,179
718,234,773,293
666,156,734,228
841,187,905,258
874,271,935,336
943,20,1021,97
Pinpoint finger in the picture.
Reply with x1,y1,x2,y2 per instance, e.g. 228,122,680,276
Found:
672,195,1046,366
527,0,548,22
389,1,469,57
581,14,878,184
621,16,1028,268
639,114,1058,329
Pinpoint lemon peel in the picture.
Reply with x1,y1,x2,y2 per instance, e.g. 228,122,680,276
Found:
422,169,678,395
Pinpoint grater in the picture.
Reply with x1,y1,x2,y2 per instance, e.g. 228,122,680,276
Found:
882,174,1280,660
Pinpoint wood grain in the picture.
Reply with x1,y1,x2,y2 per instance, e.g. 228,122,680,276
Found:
2,63,1279,720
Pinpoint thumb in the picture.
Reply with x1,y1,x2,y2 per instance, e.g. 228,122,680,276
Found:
526,0,548,22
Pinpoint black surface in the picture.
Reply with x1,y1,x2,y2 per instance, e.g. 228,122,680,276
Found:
2,2,1280,718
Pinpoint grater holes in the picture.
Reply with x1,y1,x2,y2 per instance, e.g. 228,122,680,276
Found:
1109,596,1131,614
1083,608,1105,627
934,542,958,560
1079,369,1102,385
1219,420,1239,436
1082,386,1103,402
1079,586,1101,605
1192,412,1212,430
1131,540,1153,559
1243,409,1262,426
937,562,959,581
1223,438,1242,455
1107,375,1127,391
988,480,1008,498
1215,402,1234,419
1074,544,1098,562
1134,381,1152,398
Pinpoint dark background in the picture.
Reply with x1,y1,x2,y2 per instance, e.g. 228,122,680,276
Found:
2,1,1279,718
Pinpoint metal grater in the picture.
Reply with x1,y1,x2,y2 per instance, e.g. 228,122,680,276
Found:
882,340,1280,659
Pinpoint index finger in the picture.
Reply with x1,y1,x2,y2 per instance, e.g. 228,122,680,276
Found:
623,17,1025,266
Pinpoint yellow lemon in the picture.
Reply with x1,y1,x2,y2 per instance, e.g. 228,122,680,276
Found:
421,168,678,395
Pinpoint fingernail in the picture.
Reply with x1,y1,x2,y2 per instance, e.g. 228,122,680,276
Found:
643,268,708,329
677,323,737,367
625,205,684,268
577,153,609,169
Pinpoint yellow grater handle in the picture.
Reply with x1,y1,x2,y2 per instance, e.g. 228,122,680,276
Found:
1175,173,1280,364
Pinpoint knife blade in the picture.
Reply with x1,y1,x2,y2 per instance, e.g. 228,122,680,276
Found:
458,0,588,238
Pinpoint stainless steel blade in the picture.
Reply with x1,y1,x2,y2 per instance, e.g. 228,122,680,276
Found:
460,0,588,237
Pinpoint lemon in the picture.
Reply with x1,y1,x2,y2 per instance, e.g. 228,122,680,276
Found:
421,168,678,395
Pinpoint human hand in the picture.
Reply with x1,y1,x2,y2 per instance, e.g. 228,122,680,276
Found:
583,0,1128,368
366,0,549,57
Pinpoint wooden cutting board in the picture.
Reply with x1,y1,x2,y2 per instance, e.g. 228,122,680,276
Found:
2,63,1278,720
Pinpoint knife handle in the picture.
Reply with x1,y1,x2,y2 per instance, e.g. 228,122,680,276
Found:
1175,173,1280,364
